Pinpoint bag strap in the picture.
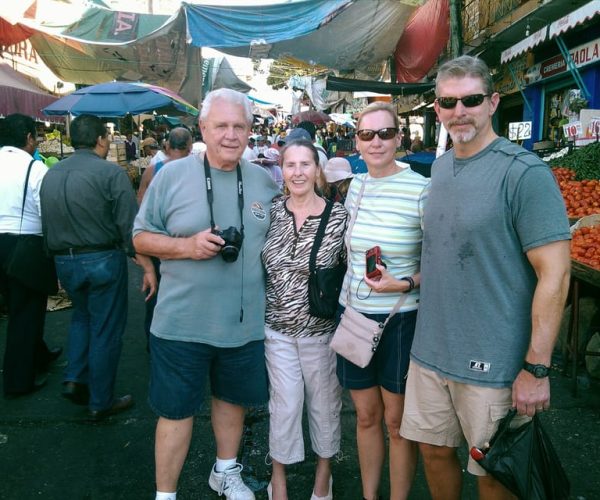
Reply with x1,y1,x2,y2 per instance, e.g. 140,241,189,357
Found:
18,159,36,235
344,175,409,325
309,199,334,272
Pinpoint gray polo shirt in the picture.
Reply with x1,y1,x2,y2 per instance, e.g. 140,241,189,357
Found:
411,138,570,387
133,155,279,347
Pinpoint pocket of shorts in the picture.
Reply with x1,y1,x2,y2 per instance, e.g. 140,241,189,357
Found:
489,403,512,423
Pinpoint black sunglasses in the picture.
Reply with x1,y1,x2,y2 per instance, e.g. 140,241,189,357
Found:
356,127,398,141
436,94,491,109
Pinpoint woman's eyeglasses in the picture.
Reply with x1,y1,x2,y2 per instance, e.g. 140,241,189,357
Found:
356,128,398,141
436,94,491,109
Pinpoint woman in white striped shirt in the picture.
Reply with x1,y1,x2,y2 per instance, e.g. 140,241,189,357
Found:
336,102,430,500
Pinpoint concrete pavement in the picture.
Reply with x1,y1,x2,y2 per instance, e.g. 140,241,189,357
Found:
1,262,599,499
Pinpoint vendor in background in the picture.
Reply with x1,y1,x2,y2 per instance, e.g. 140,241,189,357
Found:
401,127,412,152
124,132,137,162
141,137,160,160
137,128,192,204
323,157,353,204
410,134,424,153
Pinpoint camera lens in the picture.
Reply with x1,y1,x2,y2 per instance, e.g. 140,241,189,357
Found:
216,226,243,262
221,246,239,263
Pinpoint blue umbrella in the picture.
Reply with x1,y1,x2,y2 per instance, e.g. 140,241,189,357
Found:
42,81,198,118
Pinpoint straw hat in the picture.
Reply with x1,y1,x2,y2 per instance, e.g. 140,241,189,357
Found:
324,157,353,183
141,137,159,149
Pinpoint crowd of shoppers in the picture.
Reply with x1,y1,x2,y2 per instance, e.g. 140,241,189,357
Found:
1,55,572,500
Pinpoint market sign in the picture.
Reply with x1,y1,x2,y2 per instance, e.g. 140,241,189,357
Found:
508,121,532,140
563,121,583,138
1,39,74,94
590,118,600,136
526,37,600,84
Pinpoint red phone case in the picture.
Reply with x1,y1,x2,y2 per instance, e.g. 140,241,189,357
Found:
365,246,382,279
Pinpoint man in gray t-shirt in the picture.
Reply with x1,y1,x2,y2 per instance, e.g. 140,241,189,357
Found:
400,56,571,499
134,89,278,500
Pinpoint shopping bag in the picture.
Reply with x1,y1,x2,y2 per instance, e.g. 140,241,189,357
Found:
470,408,570,499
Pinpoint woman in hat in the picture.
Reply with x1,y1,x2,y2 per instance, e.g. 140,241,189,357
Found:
323,157,354,204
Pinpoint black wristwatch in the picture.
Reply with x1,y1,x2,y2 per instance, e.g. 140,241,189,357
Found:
523,361,550,378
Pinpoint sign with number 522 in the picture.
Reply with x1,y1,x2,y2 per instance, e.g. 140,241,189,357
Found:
508,121,532,141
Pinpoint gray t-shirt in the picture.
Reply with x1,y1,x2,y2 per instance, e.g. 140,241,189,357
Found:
133,155,279,347
411,138,570,387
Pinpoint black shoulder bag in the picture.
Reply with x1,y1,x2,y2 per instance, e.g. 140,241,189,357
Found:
307,200,346,319
5,159,58,295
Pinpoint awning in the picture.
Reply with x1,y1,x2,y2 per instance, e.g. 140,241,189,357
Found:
500,1,600,63
500,26,548,64
326,76,434,96
394,0,450,83
549,0,600,38
0,62,60,122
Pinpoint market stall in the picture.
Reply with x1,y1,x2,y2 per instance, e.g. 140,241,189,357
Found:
549,142,600,393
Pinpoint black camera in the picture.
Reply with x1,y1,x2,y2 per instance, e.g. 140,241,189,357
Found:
212,226,243,262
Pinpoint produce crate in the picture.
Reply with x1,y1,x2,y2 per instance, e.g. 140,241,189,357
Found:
108,143,127,161
570,214,600,286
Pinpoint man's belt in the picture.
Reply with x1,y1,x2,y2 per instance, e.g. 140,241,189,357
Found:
53,244,117,256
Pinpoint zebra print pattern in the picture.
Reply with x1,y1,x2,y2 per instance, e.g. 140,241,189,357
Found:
262,196,348,338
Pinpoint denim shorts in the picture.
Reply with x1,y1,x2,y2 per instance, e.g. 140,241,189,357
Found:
336,307,417,394
148,335,268,419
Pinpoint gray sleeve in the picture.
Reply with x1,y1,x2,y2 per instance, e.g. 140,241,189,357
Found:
133,172,170,238
511,165,571,252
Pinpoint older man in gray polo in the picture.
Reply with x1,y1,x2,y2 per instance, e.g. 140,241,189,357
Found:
134,89,279,500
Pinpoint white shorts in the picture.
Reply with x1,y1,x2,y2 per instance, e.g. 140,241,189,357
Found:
265,327,342,464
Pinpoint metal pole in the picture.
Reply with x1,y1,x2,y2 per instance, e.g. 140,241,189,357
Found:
449,0,463,57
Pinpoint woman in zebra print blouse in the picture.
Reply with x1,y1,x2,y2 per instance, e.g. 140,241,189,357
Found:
261,138,348,500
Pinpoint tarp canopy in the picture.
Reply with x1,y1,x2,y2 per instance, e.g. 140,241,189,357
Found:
202,57,252,96
326,76,434,96
2,0,421,106
6,0,421,82
202,0,420,71
184,0,351,48
394,0,450,83
8,5,192,90
0,62,60,122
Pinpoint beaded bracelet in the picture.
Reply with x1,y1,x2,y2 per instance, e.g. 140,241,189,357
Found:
400,276,415,292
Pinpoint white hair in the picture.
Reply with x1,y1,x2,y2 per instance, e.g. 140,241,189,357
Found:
200,88,253,125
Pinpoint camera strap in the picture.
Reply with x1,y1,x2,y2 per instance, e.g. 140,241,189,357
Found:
203,155,245,238
203,155,246,323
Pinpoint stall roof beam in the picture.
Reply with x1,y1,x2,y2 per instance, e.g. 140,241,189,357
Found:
506,61,532,114
326,76,434,96
555,35,591,100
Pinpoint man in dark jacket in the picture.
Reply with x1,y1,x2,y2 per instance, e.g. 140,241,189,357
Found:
40,114,156,420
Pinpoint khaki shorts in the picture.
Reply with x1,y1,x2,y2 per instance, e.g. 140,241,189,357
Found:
400,361,529,475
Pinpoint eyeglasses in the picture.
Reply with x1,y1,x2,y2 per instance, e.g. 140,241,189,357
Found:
436,94,491,109
356,128,398,141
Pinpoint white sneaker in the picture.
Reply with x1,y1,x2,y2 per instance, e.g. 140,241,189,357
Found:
208,463,255,500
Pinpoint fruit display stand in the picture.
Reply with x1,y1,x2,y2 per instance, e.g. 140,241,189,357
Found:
565,215,600,395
